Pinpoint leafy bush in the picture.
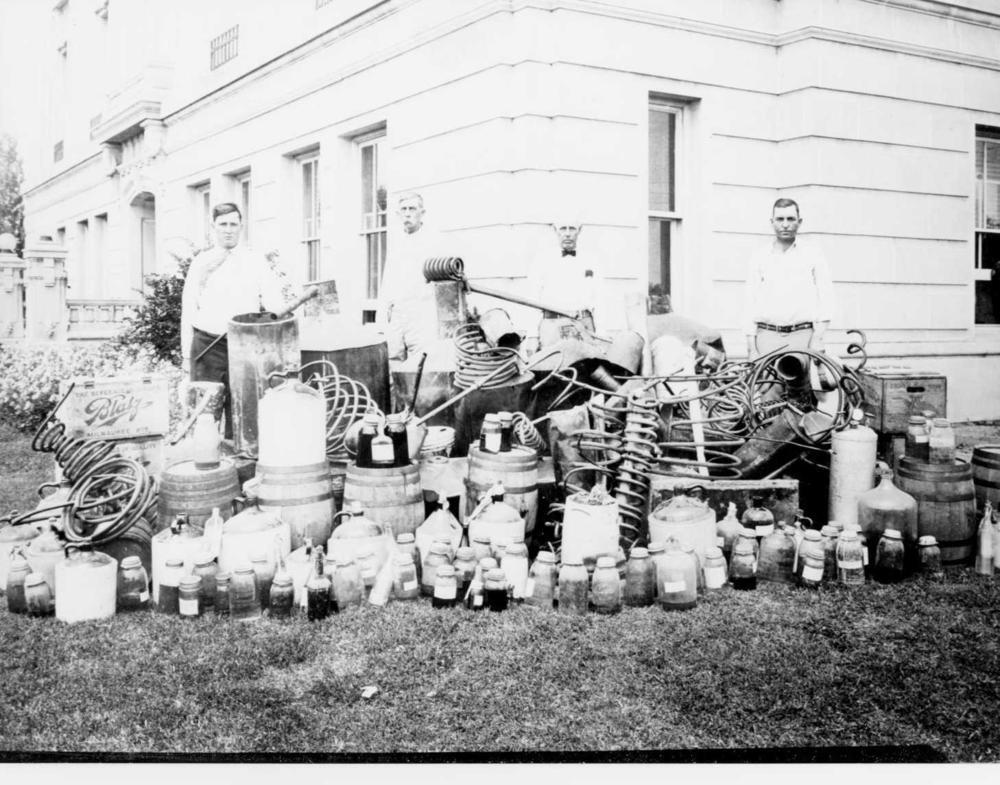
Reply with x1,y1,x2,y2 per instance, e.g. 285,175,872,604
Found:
113,258,189,365
0,341,182,432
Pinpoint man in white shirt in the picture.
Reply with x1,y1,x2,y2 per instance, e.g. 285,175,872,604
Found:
180,202,295,435
742,198,835,358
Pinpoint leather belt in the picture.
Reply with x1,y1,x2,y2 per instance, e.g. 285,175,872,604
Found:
756,321,813,334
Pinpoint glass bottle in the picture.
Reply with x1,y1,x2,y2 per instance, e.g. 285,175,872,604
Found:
471,535,492,564
794,529,825,587
465,568,487,611
928,418,955,464
681,543,704,596
729,539,757,590
498,411,513,452
393,553,420,600
251,552,275,612
758,523,796,585
656,540,697,611
647,541,667,602
591,556,622,614
370,425,396,468
192,412,222,470
356,548,379,596
355,413,379,469
873,529,906,584
918,535,943,580
202,507,225,561
734,527,759,560
157,557,184,614
624,547,655,607
526,551,558,609
836,530,866,586
332,556,364,611
976,502,994,576
702,546,729,593
479,414,502,453
269,574,295,618
24,573,53,616
192,555,218,614
215,573,232,617
905,415,929,462
179,576,202,618
396,532,421,582
820,525,840,583
306,546,331,621
421,542,452,597
558,558,589,616
432,564,459,609
716,502,741,564
231,566,262,621
385,412,411,467
741,496,775,543
453,547,477,597
476,557,498,584
501,542,529,600
6,548,31,614
858,463,919,573
484,568,509,612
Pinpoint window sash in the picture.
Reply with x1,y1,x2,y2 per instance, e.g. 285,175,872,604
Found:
238,176,251,245
300,157,321,281
649,106,677,213
359,136,387,299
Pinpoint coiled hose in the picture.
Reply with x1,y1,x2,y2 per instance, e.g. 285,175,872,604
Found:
423,256,465,282
300,359,382,459
453,322,522,390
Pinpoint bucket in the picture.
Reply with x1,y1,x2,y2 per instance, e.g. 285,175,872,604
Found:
55,551,117,623
343,463,424,539
157,459,240,534
466,445,539,533
896,457,977,565
257,461,335,551
971,445,1000,516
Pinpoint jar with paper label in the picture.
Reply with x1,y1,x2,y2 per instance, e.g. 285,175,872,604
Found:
820,525,839,583
905,416,929,461
918,535,943,579
453,547,477,597
757,524,796,585
24,573,53,616
558,558,589,616
647,541,667,601
157,557,184,614
656,540,697,611
928,419,955,464
269,574,295,618
716,502,741,563
370,426,396,468
873,529,906,584
729,539,757,590
356,548,379,595
498,411,514,452
116,555,150,612
795,529,825,587
624,547,655,607
485,568,509,612
231,566,262,621
422,542,452,597
471,535,492,564
836,530,865,586
6,552,30,614
590,556,621,614
393,553,420,600
681,543,704,596
479,414,502,454
385,412,410,467
215,573,231,617
179,576,202,618
396,532,421,582
526,551,558,608
734,527,759,560
741,497,775,543
501,542,529,600
702,546,728,593
332,556,364,611
465,570,486,611
432,564,459,609
192,556,218,613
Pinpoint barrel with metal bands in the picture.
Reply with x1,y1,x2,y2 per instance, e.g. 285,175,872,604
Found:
157,459,241,534
896,457,977,565
971,444,1000,516
466,445,539,533
257,461,335,550
343,463,424,538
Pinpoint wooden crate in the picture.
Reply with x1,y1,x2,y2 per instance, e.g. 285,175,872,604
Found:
857,367,947,435
58,374,169,440
650,477,800,526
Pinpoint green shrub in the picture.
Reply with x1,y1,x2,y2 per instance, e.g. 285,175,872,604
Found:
113,258,189,365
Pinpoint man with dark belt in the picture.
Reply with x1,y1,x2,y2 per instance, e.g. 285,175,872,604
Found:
742,198,835,359
180,202,295,436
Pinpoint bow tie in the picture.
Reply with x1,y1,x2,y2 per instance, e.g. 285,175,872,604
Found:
562,250,576,257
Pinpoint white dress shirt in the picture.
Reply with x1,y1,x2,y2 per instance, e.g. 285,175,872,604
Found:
181,245,295,359
742,239,835,337
534,249,627,335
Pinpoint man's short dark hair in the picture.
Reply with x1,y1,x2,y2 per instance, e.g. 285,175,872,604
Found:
212,202,242,222
772,198,800,218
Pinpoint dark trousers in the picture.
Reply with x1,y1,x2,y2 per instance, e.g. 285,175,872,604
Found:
190,327,232,439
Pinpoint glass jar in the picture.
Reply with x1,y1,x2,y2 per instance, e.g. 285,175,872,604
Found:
681,543,704,596
385,412,410,467
729,539,757,590
306,546,331,621
558,558,589,616
498,411,513,452
918,535,943,580
6,555,30,614
836,530,866,586
484,568,509,612
393,553,420,600
471,536,493,565
480,414,502,453
453,547,477,597
795,530,825,586
356,548,379,595
269,574,295,618
157,557,184,614
355,413,379,468
757,524,796,585
799,548,825,590
656,541,697,611
928,418,955,464
422,542,452,597
24,573,53,617
332,556,365,611
716,502,741,564
465,571,486,611
905,415,929,461
734,527,759,562
370,429,396,468
116,555,150,612
624,547,655,607
192,556,218,614
647,541,667,602
250,553,275,612
742,497,776,542
501,542,529,600
215,573,231,617
702,546,728,593
526,551,558,609
820,525,840,583
231,566,262,621
476,557,498,585
432,564,459,609
396,532,421,582
179,576,202,618
874,528,906,584
591,556,622,614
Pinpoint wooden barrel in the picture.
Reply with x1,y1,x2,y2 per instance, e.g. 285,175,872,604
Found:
257,461,335,551
343,463,424,538
971,445,1000,516
466,445,539,533
896,457,977,564
157,459,240,534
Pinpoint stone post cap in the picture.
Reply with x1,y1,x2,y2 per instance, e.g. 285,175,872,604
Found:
0,233,16,252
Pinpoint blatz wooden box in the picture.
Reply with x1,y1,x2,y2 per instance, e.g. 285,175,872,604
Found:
58,374,169,440
857,367,947,435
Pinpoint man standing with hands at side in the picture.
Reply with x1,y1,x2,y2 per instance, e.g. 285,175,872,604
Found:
742,198,835,358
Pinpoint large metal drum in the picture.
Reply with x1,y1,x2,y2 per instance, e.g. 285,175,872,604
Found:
343,463,424,538
157,459,241,534
227,313,299,458
300,325,391,413
392,367,455,429
452,371,535,457
896,457,977,565
971,445,1000,516
257,461,335,551
466,445,539,533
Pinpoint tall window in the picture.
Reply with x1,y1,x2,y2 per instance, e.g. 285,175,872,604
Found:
76,219,90,297
648,99,681,313
359,132,388,304
975,126,1000,325
300,154,321,281
193,183,212,248
236,171,251,246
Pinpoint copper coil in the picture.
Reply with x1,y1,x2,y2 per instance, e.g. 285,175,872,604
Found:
422,256,465,282
453,322,522,390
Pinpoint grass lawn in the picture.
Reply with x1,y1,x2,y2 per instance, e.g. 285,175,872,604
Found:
1,422,999,761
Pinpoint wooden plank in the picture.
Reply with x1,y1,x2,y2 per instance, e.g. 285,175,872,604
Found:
650,477,800,527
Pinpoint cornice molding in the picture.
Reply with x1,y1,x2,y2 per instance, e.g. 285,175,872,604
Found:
856,0,1000,30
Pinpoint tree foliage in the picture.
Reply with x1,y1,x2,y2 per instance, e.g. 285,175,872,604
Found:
114,258,190,366
0,134,24,254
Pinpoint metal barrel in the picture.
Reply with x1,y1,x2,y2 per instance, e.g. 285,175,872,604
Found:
971,444,1000,516
300,325,391,413
156,459,241,534
256,461,335,551
466,445,539,533
343,463,424,539
452,371,534,457
227,312,300,458
896,457,977,564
